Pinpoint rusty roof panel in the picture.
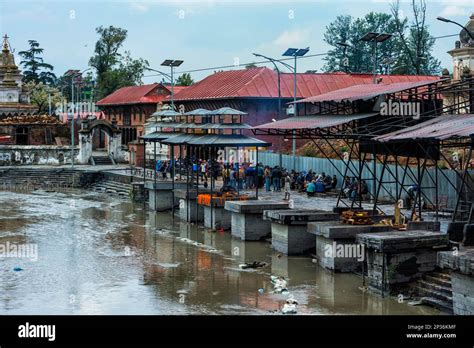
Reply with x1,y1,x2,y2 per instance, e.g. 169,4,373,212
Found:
172,67,439,101
295,79,442,104
375,114,474,141
253,113,377,130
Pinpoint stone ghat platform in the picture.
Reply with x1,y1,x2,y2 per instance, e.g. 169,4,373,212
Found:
225,200,289,241
357,231,449,295
145,182,188,211
308,221,392,272
438,248,474,315
198,196,257,230
175,188,211,223
264,210,339,255
263,209,339,225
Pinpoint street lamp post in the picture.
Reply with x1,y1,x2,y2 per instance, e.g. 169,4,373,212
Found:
359,32,392,83
65,68,91,168
336,42,350,73
252,53,283,121
160,60,184,111
437,16,474,41
253,53,295,167
282,47,310,171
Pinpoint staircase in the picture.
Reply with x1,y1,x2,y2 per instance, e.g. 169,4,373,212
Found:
0,168,82,190
413,270,453,313
89,179,132,198
91,156,115,166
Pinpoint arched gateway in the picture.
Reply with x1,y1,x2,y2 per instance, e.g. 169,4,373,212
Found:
77,117,124,165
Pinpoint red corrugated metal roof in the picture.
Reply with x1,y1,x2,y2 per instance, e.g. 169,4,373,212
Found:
295,79,442,104
97,84,189,106
375,114,474,141
253,114,377,130
172,67,440,101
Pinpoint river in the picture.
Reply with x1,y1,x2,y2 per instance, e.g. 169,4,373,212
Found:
0,190,440,315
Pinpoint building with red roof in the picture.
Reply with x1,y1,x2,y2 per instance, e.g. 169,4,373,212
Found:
96,83,188,145
169,67,439,151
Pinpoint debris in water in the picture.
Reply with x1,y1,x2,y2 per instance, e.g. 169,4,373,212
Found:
258,288,264,294
270,275,288,293
157,262,181,269
408,300,423,306
239,261,268,269
312,258,318,264
281,296,298,314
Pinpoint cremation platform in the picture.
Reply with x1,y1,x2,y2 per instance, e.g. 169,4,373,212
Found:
264,209,339,255
145,182,188,211
308,221,392,272
357,230,448,295
175,189,210,223
225,200,289,241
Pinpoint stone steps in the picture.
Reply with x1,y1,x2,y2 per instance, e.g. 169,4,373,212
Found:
0,169,81,188
430,271,451,281
90,179,132,197
92,156,114,166
412,270,453,313
421,297,454,314
424,274,452,287
416,280,452,297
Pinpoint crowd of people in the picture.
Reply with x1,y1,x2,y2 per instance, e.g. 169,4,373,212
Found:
152,159,371,200
341,176,369,200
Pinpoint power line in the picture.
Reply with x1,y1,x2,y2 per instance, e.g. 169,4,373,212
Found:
433,33,458,39
143,52,330,78
142,32,458,79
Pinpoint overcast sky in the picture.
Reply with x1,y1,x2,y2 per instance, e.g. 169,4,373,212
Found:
0,0,472,83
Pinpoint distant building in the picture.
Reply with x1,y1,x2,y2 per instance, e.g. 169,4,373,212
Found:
96,83,187,146
0,34,37,117
444,13,474,114
169,67,439,151
447,13,474,80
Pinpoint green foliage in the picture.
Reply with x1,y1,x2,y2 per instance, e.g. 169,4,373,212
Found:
89,26,149,99
23,81,64,114
323,1,440,75
18,40,56,85
176,73,194,86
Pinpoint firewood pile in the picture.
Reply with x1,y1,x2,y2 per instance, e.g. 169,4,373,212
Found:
0,115,62,125
341,210,373,225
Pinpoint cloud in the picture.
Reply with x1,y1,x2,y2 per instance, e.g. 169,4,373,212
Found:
129,1,150,12
440,5,471,17
272,28,312,47
439,0,472,18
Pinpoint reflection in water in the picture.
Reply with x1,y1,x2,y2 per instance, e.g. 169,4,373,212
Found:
0,190,440,315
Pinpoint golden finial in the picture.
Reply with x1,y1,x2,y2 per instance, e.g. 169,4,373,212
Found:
2,34,10,52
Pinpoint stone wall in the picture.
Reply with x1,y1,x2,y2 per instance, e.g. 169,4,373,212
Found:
0,145,79,165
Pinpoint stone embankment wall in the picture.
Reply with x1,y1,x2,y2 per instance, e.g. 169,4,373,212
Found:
0,145,79,165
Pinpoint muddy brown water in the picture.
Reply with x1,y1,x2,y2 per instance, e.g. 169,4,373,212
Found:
0,190,440,315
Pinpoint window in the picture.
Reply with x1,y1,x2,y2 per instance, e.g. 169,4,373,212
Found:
123,106,131,126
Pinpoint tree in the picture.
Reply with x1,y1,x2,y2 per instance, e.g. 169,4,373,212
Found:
322,2,440,75
23,81,64,114
176,73,194,86
18,40,56,85
245,62,258,69
390,0,441,75
89,26,149,99
323,13,398,74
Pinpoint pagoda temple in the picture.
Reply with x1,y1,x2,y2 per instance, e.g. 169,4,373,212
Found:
0,34,37,117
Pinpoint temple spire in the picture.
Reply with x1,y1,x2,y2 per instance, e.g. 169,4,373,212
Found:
2,34,10,52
